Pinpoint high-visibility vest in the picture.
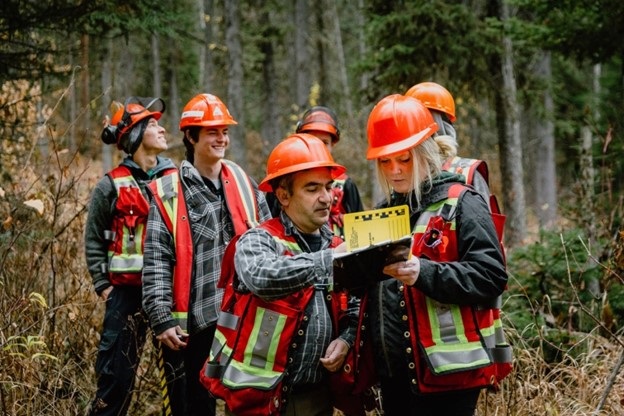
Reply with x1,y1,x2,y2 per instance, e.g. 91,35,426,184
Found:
148,160,260,332
201,218,345,416
104,166,151,286
404,183,512,393
442,156,506,249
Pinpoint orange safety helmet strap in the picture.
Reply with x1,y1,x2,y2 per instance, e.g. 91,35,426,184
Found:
259,133,346,192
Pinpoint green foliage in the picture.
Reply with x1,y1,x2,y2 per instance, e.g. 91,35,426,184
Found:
360,0,498,101
507,228,606,335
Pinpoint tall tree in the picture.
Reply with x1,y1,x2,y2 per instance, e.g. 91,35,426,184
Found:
224,0,245,164
495,0,527,246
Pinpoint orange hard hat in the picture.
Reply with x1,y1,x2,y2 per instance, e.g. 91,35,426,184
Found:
179,93,237,131
296,106,340,143
259,133,346,192
366,94,438,160
101,97,164,149
405,82,456,122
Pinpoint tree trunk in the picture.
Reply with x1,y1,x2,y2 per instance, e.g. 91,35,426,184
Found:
534,51,557,229
151,34,162,98
497,0,527,247
199,0,214,91
225,0,245,164
293,0,309,109
101,35,113,173
323,0,352,116
260,6,280,154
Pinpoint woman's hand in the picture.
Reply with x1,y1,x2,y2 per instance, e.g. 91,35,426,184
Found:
383,257,421,286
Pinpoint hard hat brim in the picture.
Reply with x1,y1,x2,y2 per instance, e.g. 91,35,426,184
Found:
366,127,436,160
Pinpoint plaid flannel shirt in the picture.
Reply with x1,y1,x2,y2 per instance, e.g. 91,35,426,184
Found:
142,160,271,336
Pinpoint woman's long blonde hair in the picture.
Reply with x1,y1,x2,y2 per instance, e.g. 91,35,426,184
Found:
376,134,457,209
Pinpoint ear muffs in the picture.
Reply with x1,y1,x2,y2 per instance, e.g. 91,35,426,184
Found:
101,125,118,145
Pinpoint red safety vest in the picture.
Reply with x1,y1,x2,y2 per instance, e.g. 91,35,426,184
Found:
148,160,260,332
404,183,512,393
104,166,151,286
200,218,349,415
442,156,506,249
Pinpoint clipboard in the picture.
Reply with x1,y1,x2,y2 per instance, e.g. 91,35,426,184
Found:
342,205,411,252
333,205,413,291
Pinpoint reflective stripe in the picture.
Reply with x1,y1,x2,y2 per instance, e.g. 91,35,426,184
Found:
108,254,143,272
246,307,287,369
154,174,179,237
217,311,240,331
425,343,492,373
222,354,282,389
272,236,302,253
223,160,259,228
171,311,188,332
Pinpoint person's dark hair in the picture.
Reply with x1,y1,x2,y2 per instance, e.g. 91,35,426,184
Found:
182,126,202,163
270,173,295,200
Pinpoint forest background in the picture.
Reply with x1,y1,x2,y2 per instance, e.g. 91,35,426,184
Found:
2,0,624,414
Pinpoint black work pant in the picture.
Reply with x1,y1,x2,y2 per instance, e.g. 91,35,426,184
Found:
90,286,147,416
184,325,217,416
379,368,481,416
89,286,186,416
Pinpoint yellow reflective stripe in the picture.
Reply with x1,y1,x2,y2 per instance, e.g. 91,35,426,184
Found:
171,311,188,332
424,342,491,373
223,160,259,227
112,174,137,189
108,253,143,272
155,174,179,236
244,307,287,370
272,236,302,253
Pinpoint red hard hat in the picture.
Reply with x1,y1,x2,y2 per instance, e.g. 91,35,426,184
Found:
259,133,346,192
405,82,456,122
296,106,340,143
366,94,438,160
179,93,237,130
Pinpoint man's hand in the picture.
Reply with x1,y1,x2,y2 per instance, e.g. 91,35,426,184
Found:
157,326,189,350
100,286,113,302
320,338,349,372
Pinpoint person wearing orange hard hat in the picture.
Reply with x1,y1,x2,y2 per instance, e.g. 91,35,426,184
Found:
356,94,510,416
142,93,271,416
294,106,364,239
86,97,176,416
405,81,496,209
200,133,360,416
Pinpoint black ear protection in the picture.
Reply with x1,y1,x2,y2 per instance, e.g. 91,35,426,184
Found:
101,124,118,145
295,106,340,140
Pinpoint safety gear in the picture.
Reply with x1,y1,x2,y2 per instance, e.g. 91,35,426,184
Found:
103,166,151,286
201,218,346,416
404,183,512,393
179,93,237,131
296,106,340,143
101,97,165,151
259,133,346,192
443,157,506,255
405,82,456,122
366,94,438,160
148,160,261,332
